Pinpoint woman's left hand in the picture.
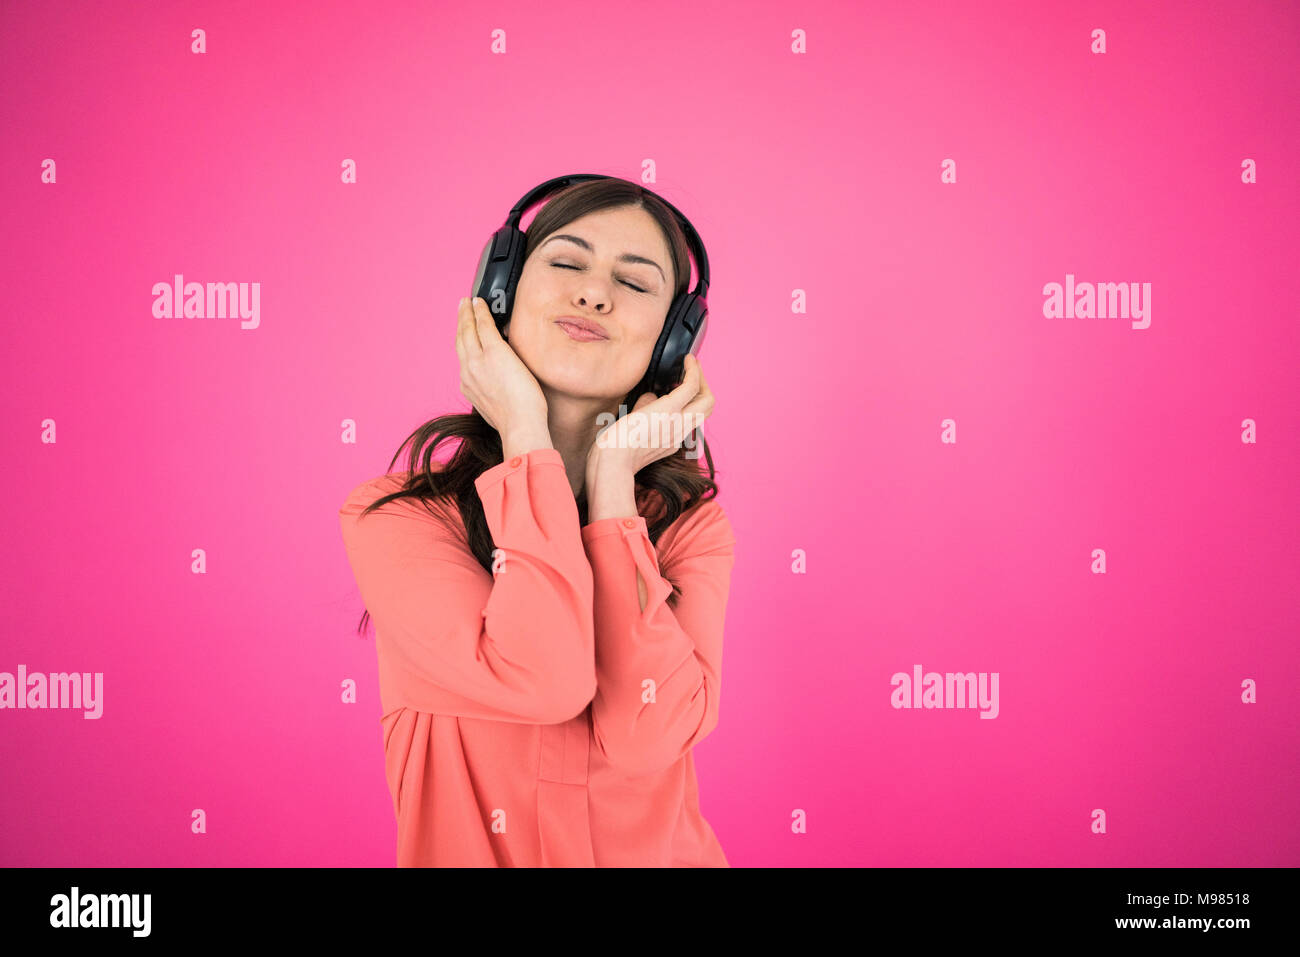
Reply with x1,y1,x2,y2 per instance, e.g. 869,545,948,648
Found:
586,353,714,481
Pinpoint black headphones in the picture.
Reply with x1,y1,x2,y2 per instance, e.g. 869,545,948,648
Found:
471,173,710,398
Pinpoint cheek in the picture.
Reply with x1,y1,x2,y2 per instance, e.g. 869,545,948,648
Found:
619,323,662,370
520,264,558,299
638,313,669,349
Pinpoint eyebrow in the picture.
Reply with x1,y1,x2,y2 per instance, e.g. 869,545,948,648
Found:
541,234,667,284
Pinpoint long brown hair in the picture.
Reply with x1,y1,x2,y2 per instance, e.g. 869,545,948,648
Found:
353,177,720,637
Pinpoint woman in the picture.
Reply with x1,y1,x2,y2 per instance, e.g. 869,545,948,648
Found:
338,176,735,867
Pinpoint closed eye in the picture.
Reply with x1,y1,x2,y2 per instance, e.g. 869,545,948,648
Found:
551,261,648,294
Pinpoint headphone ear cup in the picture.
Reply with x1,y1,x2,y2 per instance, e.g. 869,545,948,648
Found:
687,302,708,358
645,294,708,396
501,240,527,338
471,231,499,299
472,226,526,338
642,299,678,396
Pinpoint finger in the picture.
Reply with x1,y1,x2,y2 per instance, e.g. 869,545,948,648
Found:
455,297,471,358
680,387,713,421
670,413,706,453
652,401,699,447
459,296,483,355
680,359,713,419
663,411,706,455
655,358,700,413
471,296,500,345
640,366,703,430
676,353,705,399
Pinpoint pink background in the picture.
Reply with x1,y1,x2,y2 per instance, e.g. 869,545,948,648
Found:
2,0,1297,866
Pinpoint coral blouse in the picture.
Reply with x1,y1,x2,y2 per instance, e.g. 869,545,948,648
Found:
338,446,736,867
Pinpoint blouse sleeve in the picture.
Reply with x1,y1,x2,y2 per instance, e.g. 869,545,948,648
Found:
580,500,737,775
338,447,596,725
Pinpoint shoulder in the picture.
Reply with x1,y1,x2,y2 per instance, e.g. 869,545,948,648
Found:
339,471,413,516
338,466,476,570
657,496,735,567
339,466,459,532
340,457,456,510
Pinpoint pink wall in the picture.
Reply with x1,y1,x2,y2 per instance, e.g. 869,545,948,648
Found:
2,0,1296,866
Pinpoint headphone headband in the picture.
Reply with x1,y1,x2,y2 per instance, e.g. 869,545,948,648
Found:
505,174,709,299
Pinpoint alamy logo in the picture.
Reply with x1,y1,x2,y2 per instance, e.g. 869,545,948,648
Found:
1043,273,1151,329
0,665,103,718
152,274,260,329
891,664,999,719
49,886,150,937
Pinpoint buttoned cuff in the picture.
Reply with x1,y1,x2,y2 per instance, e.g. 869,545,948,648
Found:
581,515,647,543
581,515,672,615
474,446,565,494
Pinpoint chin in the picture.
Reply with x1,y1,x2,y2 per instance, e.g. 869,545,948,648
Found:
546,372,621,400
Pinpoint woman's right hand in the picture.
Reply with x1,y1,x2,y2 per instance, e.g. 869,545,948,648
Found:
455,296,549,441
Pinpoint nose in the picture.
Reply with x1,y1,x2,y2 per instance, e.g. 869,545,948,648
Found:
576,294,609,313
573,278,611,312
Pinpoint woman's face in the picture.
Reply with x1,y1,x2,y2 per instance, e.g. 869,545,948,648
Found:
505,204,676,402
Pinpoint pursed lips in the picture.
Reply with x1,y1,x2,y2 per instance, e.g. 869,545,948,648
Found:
554,317,610,340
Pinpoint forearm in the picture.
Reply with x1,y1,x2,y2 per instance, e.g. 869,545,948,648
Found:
585,458,648,611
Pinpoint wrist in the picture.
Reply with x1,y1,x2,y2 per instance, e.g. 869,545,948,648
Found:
502,426,553,461
585,457,637,524
586,445,631,478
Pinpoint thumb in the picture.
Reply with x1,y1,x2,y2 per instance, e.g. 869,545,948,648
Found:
633,391,657,412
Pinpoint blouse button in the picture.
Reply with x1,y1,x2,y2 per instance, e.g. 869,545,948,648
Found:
623,518,636,528
509,456,521,467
